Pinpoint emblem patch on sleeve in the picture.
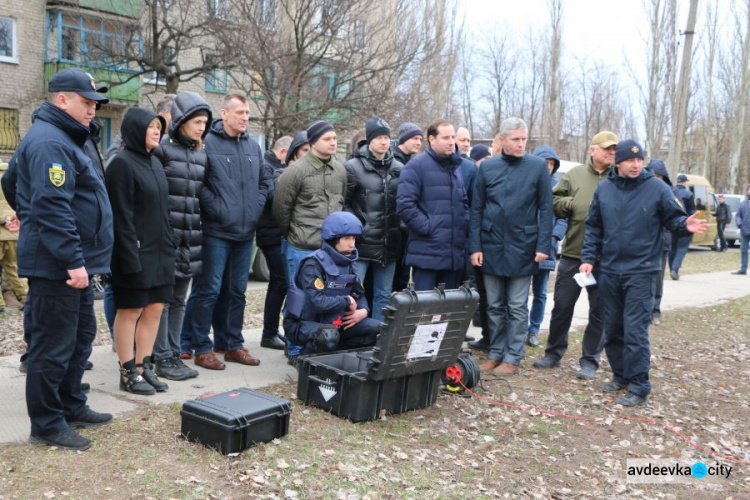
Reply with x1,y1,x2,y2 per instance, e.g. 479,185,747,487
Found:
48,164,66,187
314,277,325,290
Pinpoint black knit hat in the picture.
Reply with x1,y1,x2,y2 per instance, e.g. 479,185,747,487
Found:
615,139,644,164
306,120,334,146
397,122,423,145
365,116,391,144
469,145,491,163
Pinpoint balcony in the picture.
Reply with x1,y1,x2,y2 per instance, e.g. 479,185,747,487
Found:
43,61,140,103
44,6,142,103
49,0,141,19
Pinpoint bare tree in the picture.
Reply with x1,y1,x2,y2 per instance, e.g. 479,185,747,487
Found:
636,0,677,157
479,31,518,135
724,0,750,191
541,0,564,149
90,0,236,94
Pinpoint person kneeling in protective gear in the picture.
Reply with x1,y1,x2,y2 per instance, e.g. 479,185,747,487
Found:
284,212,382,359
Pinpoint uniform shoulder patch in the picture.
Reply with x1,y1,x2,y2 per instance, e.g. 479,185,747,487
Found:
314,277,325,290
48,164,66,187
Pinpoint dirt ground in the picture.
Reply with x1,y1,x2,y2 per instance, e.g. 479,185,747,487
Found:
0,253,748,498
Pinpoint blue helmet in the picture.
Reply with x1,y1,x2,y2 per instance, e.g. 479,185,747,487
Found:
321,212,363,241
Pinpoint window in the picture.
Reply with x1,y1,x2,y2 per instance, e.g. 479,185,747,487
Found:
208,0,230,20
313,0,349,39
0,108,19,150
0,17,17,63
205,68,228,93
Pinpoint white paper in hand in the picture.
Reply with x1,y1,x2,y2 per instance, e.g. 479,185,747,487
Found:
573,272,597,288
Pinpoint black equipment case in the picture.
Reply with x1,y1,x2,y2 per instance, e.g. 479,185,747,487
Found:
181,388,291,454
297,284,479,422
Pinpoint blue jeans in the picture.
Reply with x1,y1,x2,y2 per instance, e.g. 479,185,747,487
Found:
484,273,532,365
283,240,314,286
412,268,463,291
528,270,550,334
181,235,253,355
103,283,115,339
357,260,396,322
740,234,750,272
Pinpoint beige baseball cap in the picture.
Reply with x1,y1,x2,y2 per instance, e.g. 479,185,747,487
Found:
590,131,618,148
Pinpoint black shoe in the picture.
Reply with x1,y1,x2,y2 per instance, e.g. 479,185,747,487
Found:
67,407,113,429
532,356,560,369
576,364,597,380
600,380,627,393
155,356,199,381
30,428,91,451
615,392,649,407
140,357,168,392
670,270,679,280
81,382,90,393
260,335,285,350
85,360,93,370
731,269,747,275
119,360,156,396
286,355,298,368
19,359,27,374
526,332,540,347
468,338,489,352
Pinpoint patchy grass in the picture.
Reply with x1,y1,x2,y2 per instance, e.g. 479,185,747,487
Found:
1,295,749,499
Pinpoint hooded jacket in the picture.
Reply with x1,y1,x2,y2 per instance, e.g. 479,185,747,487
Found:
255,149,285,247
153,91,211,279
581,167,690,275
2,101,113,279
285,131,309,165
531,145,568,271
200,119,270,241
647,159,674,251
553,157,612,259
344,141,403,264
106,107,176,289
397,147,468,271
390,140,414,165
468,151,553,277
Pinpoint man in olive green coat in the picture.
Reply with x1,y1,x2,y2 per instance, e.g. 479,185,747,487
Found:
273,120,347,284
533,131,617,381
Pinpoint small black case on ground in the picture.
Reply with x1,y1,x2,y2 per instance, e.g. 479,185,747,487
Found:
297,284,479,422
181,388,291,454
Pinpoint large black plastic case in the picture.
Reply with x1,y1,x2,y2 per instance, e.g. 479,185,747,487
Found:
297,284,479,422
181,388,291,454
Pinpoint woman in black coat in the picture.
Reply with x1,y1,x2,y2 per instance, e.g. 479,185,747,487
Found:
106,107,176,395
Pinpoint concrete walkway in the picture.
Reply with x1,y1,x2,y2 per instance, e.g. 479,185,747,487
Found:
1,269,748,445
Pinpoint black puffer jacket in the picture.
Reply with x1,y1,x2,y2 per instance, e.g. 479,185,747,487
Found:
344,141,403,264
255,150,285,248
106,107,176,289
153,91,211,279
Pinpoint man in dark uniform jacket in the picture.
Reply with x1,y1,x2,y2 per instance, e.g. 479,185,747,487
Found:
580,140,707,407
284,212,381,361
1,69,114,450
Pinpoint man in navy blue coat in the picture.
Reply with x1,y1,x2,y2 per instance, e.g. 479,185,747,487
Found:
2,69,114,450
469,118,553,376
580,140,707,406
397,120,468,291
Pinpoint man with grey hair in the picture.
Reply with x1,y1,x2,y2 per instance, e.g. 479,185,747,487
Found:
469,117,552,376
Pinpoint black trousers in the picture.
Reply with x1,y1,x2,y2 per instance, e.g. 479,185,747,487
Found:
600,272,656,397
543,257,605,368
260,244,288,339
25,278,96,436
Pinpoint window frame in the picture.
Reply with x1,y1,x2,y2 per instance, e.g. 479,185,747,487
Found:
0,16,18,64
